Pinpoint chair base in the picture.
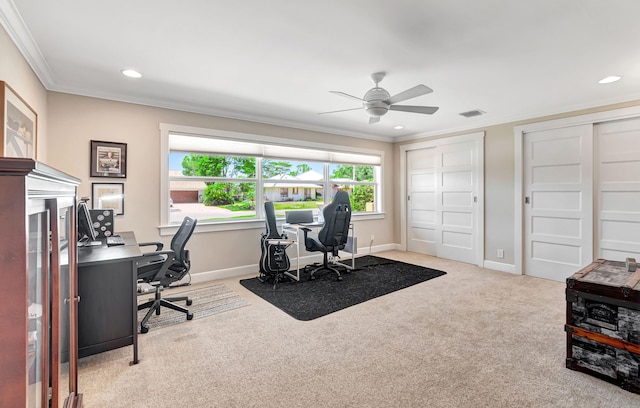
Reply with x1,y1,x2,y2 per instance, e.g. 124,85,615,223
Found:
306,252,347,281
258,270,290,289
307,263,344,281
137,287,193,333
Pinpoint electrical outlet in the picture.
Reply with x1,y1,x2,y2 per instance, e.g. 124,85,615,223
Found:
497,249,504,259
370,234,374,242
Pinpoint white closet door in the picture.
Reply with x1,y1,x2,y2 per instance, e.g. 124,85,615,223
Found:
595,119,640,261
438,141,478,264
406,137,481,264
407,148,438,255
524,125,593,281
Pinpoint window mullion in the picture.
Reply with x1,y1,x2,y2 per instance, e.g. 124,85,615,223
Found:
256,158,264,219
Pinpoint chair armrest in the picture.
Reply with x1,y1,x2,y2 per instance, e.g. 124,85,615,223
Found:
141,249,174,258
300,227,312,240
138,241,164,251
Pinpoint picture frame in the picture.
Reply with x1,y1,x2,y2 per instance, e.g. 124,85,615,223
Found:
90,140,127,178
1,81,37,159
92,182,125,215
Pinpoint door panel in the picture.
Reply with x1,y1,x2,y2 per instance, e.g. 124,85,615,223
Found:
407,148,438,255
438,142,477,264
595,119,640,262
524,125,593,281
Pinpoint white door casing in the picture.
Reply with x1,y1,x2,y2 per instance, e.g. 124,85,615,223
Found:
523,125,593,281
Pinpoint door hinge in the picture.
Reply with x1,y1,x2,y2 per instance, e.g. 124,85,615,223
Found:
473,196,477,203
525,196,530,204
407,195,410,201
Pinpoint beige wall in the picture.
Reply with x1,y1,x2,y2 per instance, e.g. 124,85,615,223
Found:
0,25,48,161
46,92,396,276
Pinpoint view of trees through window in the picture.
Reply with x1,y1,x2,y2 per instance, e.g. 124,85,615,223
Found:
169,153,378,223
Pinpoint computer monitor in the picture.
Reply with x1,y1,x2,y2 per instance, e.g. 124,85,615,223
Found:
77,201,99,242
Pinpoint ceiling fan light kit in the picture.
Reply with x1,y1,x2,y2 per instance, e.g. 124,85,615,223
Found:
322,72,440,124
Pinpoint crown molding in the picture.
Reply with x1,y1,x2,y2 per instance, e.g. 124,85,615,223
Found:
0,0,55,87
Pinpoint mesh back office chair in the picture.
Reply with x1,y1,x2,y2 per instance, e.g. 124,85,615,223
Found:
302,190,352,281
137,216,197,333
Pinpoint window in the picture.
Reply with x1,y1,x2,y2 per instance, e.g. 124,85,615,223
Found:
329,164,378,212
161,124,383,229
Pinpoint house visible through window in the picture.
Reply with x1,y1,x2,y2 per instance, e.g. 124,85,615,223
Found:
163,127,382,226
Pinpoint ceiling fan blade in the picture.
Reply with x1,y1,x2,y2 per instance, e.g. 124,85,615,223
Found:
385,84,433,105
389,105,439,115
330,91,365,102
369,116,381,124
318,107,362,115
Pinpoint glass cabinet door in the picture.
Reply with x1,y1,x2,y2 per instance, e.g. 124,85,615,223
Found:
27,201,49,408
53,198,77,406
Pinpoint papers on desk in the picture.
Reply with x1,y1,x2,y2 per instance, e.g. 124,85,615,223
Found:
77,240,102,247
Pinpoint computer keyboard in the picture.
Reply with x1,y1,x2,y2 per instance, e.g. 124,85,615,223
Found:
106,235,125,246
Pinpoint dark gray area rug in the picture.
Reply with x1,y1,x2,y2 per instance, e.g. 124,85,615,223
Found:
138,284,249,331
239,255,447,321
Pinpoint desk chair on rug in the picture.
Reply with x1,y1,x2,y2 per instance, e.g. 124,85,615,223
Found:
137,216,197,333
302,190,352,281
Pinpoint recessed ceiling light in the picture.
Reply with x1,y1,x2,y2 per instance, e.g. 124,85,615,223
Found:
598,75,621,84
394,125,404,130
121,69,142,78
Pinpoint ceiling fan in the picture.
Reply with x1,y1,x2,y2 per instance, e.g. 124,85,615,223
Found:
320,72,439,124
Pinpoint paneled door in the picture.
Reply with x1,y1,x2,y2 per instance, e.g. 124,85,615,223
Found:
407,147,438,255
406,136,482,265
524,125,593,281
595,118,640,261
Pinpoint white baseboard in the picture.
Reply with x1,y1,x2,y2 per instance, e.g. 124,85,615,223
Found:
483,260,518,275
189,243,401,284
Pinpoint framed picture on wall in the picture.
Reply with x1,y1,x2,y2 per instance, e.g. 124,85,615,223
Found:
90,140,127,178
92,182,125,215
1,81,37,159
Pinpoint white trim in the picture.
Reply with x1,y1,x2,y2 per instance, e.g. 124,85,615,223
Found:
483,260,517,275
513,104,640,275
160,123,385,158
399,132,485,266
0,0,55,87
158,210,386,236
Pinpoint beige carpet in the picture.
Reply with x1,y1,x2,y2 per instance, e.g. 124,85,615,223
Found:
77,251,640,407
137,284,249,331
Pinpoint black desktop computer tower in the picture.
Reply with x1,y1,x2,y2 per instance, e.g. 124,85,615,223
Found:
89,209,115,238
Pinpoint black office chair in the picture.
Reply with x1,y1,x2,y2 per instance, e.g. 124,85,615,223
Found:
137,216,197,333
302,190,352,281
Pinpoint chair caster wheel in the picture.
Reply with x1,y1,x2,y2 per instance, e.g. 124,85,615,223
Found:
187,313,194,320
140,325,149,334
310,275,316,281
337,276,343,281
186,299,193,306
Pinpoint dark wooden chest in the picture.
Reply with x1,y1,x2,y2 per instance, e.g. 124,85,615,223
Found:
565,259,640,393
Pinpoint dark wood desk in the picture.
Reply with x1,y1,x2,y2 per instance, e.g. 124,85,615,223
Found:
77,231,141,364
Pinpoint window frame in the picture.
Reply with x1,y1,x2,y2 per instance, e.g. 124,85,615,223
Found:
159,123,384,235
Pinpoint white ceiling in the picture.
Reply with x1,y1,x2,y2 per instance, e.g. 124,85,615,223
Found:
2,0,640,142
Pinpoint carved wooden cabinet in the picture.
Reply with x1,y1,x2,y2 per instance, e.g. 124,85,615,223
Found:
0,158,83,407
